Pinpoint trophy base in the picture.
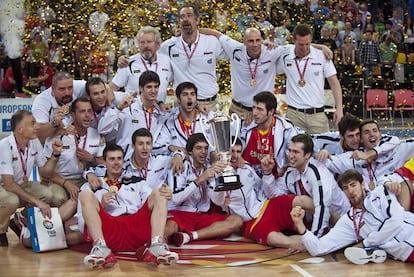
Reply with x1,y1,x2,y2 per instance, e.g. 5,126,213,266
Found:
214,175,242,191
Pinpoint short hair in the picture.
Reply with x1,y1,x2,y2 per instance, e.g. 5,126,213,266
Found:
232,136,242,147
103,143,124,160
137,26,162,45
11,110,32,131
175,82,197,98
293,24,312,38
338,114,361,136
139,70,160,88
359,119,379,133
132,128,153,145
253,91,277,112
70,97,91,113
291,134,314,154
52,71,72,88
179,2,200,18
337,169,363,188
85,77,105,95
186,133,208,153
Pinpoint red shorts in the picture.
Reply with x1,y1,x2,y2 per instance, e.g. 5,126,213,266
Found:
84,200,152,252
168,210,229,233
242,194,296,245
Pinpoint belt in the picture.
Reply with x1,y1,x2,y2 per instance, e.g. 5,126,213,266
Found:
198,94,217,102
288,105,324,114
232,100,253,111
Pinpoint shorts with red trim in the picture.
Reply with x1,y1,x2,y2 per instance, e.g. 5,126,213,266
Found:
242,194,296,245
84,200,152,252
168,210,229,233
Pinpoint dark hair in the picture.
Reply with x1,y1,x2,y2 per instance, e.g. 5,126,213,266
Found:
291,134,314,154
337,169,363,188
293,24,312,38
338,114,361,136
132,128,153,145
232,136,242,147
11,110,32,131
103,143,124,160
85,77,105,95
253,91,277,112
186,133,208,153
70,97,91,113
179,2,200,18
175,82,197,98
359,119,379,133
139,70,160,88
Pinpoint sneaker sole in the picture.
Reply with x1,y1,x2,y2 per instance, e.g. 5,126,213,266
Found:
344,247,387,265
84,255,117,269
157,252,179,266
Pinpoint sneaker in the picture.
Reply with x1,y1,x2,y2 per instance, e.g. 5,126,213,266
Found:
0,233,8,247
344,247,387,265
142,243,178,266
9,214,23,238
169,232,189,247
83,242,117,269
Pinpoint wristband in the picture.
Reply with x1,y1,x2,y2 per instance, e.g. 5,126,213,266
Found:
62,180,68,187
172,149,186,160
53,153,61,158
298,229,307,236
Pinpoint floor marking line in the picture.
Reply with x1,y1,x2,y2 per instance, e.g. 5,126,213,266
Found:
290,264,314,277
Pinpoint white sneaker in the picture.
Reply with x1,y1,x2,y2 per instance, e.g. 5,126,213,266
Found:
84,240,117,269
344,247,387,265
144,243,179,266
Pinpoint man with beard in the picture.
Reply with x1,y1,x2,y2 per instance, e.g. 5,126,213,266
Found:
42,98,105,203
109,26,172,107
32,71,86,142
291,169,414,265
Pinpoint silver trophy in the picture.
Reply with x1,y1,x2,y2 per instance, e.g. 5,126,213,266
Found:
200,112,241,191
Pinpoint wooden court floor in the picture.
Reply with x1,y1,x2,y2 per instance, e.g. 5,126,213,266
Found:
2,230,414,277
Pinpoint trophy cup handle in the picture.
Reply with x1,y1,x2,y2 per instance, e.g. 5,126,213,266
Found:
230,113,240,147
200,117,216,150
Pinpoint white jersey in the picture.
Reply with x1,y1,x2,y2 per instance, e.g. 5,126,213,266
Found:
277,46,337,109
0,134,47,186
211,164,265,221
263,157,350,237
153,111,215,155
167,157,216,213
311,132,401,156
43,127,105,179
159,33,227,100
98,97,169,158
301,186,414,262
219,35,287,107
32,80,86,126
77,175,152,233
324,139,414,190
123,153,171,190
111,53,172,102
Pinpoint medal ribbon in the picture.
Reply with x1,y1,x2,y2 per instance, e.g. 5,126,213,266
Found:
182,32,200,63
143,106,154,130
294,57,309,82
104,176,121,190
190,160,206,200
367,159,378,183
133,157,148,180
352,207,366,243
74,129,88,151
178,112,197,138
15,139,29,179
247,53,260,81
140,56,158,73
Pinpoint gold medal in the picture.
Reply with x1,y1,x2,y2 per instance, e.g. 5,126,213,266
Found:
250,79,256,87
298,79,306,87
62,105,70,115
78,162,84,171
109,185,119,193
368,181,375,191
23,175,29,184
224,197,231,207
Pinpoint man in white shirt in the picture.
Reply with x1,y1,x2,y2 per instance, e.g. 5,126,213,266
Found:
32,71,87,142
110,26,172,106
278,24,343,134
43,98,105,203
291,169,414,265
0,110,69,246
262,134,350,237
98,71,169,158
165,133,243,246
159,3,227,112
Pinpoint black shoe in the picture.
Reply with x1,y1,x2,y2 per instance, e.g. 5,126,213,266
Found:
9,217,21,238
0,233,8,247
